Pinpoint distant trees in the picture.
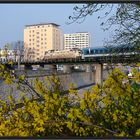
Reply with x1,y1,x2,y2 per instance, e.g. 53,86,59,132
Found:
0,41,24,63
23,43,35,62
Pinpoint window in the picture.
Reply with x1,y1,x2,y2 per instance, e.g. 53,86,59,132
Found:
95,50,98,54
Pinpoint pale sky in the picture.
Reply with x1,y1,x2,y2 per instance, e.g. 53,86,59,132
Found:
0,4,118,48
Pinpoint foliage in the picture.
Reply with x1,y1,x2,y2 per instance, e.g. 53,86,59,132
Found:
0,63,140,137
68,4,140,46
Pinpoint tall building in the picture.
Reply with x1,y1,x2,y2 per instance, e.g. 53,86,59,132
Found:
64,32,91,50
24,23,63,61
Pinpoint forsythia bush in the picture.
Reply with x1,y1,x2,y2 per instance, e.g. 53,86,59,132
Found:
0,63,140,137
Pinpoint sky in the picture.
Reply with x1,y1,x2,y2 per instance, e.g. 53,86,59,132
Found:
0,4,118,48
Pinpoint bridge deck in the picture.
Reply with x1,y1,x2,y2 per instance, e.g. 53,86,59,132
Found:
1,54,140,66
20,55,140,65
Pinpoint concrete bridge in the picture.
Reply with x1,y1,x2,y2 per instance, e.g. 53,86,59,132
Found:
3,53,140,84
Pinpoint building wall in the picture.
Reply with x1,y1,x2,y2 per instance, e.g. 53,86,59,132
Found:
24,23,63,61
64,32,90,50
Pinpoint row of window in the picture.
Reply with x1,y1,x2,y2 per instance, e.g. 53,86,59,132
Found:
29,29,47,33
65,36,89,37
65,39,88,42
65,38,88,41
65,43,89,44
29,38,47,41
27,25,51,29
65,41,89,43
28,43,60,48
65,37,89,39
65,46,89,48
28,33,60,38
29,42,47,45
28,28,59,33
65,34,89,36
29,34,47,37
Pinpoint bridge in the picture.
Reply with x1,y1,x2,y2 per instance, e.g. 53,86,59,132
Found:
21,54,139,65
3,51,140,85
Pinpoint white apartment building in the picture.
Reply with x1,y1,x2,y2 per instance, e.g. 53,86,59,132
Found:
64,32,90,50
24,23,63,61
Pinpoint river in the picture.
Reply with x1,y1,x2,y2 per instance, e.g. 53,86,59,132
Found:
0,69,110,101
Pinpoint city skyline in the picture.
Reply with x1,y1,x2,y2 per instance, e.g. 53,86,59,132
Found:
0,4,118,48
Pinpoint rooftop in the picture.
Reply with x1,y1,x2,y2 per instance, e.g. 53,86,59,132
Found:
64,32,89,35
76,32,89,33
25,23,60,27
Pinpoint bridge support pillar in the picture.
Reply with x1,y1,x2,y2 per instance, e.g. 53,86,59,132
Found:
95,64,103,84
63,65,71,73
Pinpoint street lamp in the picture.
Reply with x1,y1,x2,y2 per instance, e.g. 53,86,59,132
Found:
17,41,21,69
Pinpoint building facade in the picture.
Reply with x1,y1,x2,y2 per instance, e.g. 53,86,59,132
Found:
64,32,90,50
24,23,63,61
